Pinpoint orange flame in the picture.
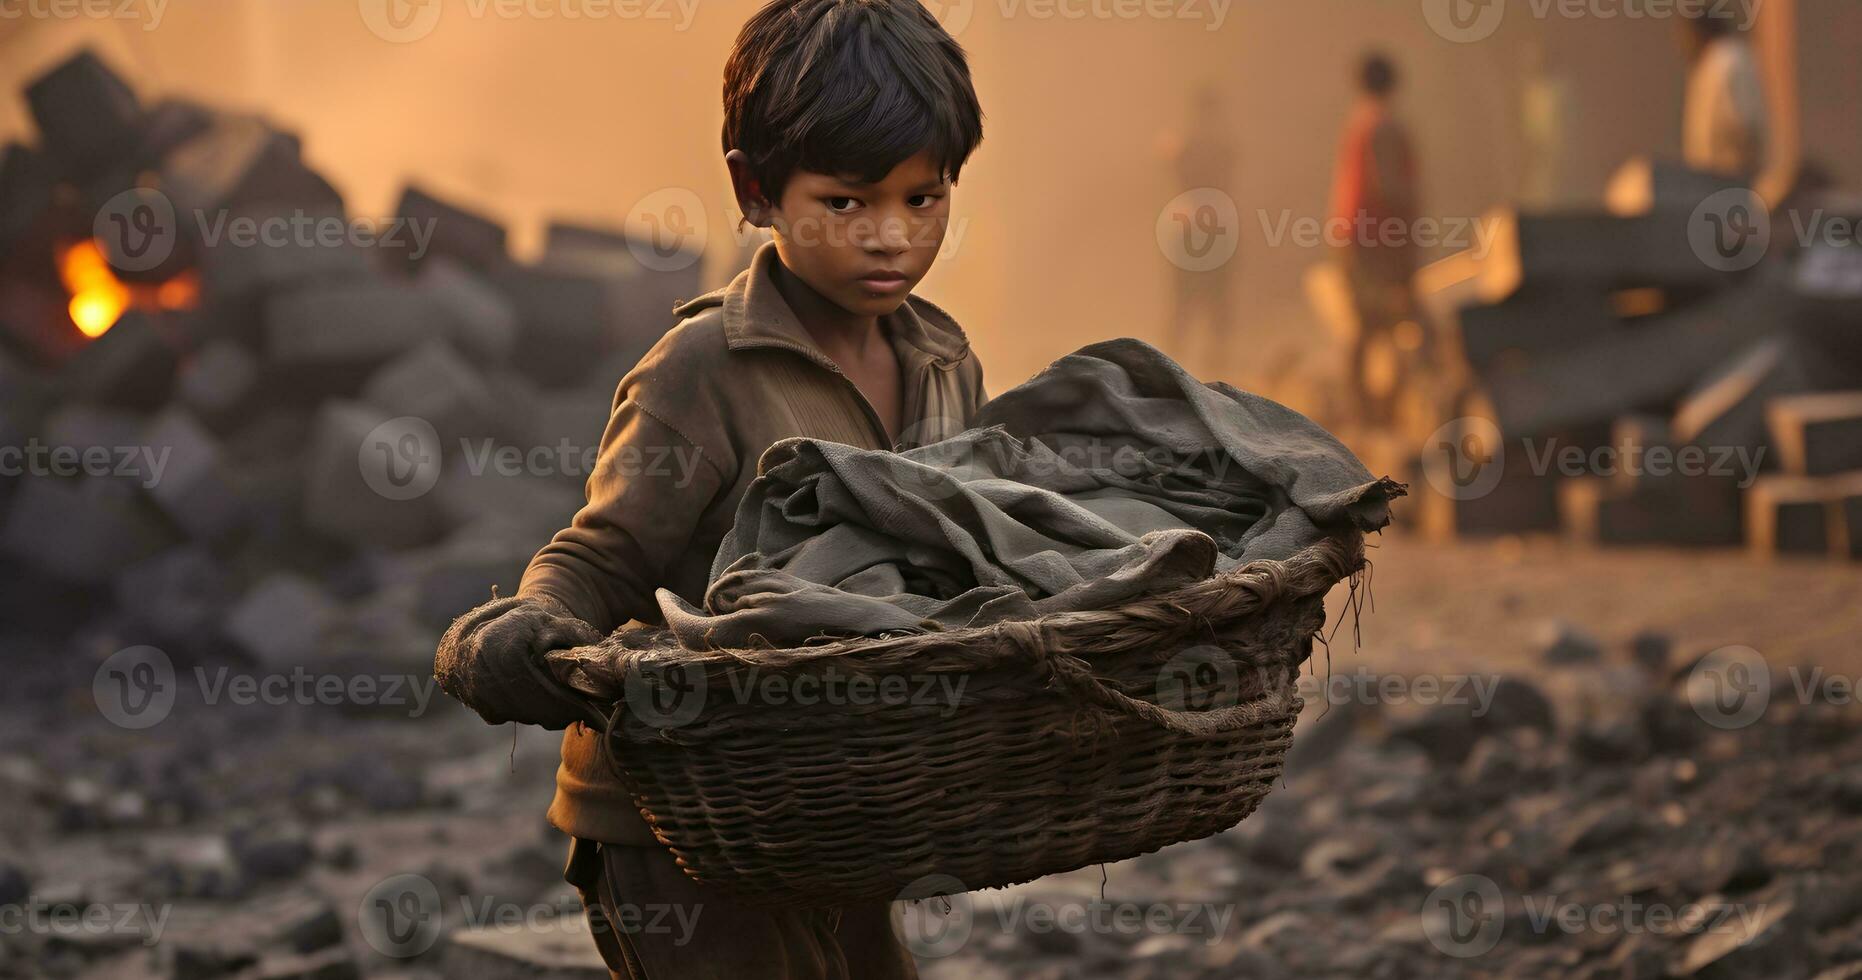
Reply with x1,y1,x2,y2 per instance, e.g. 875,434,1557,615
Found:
60,241,130,339
58,240,200,339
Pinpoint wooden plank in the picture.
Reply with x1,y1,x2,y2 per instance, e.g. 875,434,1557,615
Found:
1840,480,1862,560
1744,475,1860,558
1766,391,1862,476
1672,335,1823,470
1608,414,1672,492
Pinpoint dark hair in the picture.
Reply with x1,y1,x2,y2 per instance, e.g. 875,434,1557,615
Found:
1685,9,1739,38
722,0,984,203
1360,52,1397,96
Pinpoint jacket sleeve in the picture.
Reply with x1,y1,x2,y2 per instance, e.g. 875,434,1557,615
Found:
517,394,728,635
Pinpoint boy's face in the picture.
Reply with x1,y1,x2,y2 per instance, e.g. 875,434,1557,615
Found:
765,149,951,319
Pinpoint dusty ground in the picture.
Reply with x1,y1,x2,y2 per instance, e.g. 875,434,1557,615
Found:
1,536,1857,978
1336,533,1862,678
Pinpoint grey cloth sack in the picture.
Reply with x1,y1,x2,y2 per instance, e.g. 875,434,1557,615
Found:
654,339,1400,649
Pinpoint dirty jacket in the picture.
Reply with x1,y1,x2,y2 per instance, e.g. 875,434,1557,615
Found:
518,240,988,845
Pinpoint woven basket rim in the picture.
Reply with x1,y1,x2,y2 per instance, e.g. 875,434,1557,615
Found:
544,532,1365,714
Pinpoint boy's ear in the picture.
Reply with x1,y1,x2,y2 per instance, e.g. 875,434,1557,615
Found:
725,149,773,228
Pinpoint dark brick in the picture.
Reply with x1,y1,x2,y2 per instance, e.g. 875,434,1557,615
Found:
392,184,508,273
25,50,144,182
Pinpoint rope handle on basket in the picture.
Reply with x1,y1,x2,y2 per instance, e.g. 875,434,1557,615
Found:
544,536,1360,741
985,535,1363,735
991,619,1298,736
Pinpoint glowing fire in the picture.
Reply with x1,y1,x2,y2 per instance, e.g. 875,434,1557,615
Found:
58,240,199,339
61,241,129,338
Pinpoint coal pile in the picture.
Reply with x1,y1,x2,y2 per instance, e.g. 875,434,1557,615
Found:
0,49,706,670
0,49,705,978
1341,159,1862,560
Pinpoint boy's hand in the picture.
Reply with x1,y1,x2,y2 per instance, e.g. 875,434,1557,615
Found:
435,595,606,730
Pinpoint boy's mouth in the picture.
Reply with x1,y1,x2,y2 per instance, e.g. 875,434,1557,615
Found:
858,269,910,293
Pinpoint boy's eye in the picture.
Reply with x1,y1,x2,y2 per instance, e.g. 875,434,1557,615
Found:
824,197,860,213
907,194,944,208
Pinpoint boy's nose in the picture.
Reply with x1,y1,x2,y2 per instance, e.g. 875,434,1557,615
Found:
862,215,914,254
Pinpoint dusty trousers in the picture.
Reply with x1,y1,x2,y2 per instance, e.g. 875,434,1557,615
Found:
565,837,919,979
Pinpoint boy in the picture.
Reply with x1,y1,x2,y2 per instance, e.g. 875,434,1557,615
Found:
449,0,987,975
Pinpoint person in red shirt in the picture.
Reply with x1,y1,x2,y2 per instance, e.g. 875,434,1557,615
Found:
1328,52,1418,425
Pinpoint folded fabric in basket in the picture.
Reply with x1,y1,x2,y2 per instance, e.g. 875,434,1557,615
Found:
654,338,1401,649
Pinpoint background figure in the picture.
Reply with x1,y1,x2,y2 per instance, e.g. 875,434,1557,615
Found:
1328,52,1418,426
1679,9,1768,180
1518,39,1571,209
1160,83,1240,370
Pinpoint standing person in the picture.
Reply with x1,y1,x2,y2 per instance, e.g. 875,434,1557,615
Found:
435,0,988,975
1678,10,1768,180
1327,51,1418,425
1159,83,1240,369
1519,39,1571,209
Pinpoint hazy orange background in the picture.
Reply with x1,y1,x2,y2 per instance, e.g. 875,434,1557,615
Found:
5,0,1858,388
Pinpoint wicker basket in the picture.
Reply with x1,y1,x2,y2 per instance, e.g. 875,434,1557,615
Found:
543,534,1363,907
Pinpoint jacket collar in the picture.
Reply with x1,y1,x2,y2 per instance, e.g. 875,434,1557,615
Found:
672,240,972,370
